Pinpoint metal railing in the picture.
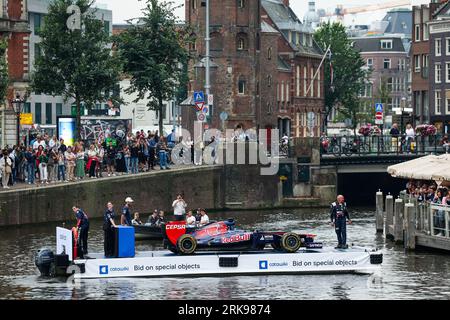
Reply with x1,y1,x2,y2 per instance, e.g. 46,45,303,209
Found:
400,193,450,239
321,134,445,157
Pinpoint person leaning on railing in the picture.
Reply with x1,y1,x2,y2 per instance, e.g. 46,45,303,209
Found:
442,135,449,153
390,123,400,153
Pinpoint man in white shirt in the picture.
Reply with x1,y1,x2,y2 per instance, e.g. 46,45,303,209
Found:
33,136,47,151
186,210,196,227
172,194,187,221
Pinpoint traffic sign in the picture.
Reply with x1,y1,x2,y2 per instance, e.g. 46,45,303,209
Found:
202,106,209,114
195,101,204,111
194,91,205,103
375,103,383,113
208,94,214,105
220,111,228,122
197,112,206,122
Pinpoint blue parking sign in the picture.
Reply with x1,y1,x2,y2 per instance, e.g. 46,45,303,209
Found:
193,91,205,103
375,103,383,113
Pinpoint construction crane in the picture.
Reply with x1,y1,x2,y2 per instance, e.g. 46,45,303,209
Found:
326,0,412,19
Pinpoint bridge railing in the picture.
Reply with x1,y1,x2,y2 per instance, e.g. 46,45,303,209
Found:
321,134,445,157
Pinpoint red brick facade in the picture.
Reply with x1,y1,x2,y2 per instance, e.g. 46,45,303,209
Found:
183,0,324,138
1,0,30,103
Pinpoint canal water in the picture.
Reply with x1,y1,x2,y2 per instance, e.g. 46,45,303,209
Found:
0,207,449,300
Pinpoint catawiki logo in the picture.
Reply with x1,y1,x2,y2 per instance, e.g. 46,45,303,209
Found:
259,260,268,270
99,265,108,275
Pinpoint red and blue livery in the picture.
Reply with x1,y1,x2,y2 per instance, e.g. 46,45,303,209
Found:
163,219,323,255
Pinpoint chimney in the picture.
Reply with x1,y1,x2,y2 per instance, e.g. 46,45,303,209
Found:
281,0,290,7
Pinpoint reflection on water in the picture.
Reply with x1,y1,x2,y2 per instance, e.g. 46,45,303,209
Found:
0,207,450,300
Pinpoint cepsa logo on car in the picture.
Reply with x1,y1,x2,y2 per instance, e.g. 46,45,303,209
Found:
221,233,251,243
166,224,186,230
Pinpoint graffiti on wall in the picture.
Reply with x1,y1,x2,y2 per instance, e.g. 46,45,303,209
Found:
80,119,132,143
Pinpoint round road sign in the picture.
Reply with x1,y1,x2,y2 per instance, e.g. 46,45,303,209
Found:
197,113,206,122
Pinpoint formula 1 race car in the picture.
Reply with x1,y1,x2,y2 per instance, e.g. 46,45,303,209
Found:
162,219,323,255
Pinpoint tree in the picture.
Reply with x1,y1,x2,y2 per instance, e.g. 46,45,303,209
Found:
314,22,369,131
0,39,9,108
115,0,192,135
31,0,122,139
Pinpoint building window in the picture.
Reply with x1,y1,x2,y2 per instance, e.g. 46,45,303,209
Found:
317,70,321,98
56,103,62,116
436,38,442,56
446,38,450,56
34,13,43,35
238,79,246,94
398,59,405,70
103,20,110,34
423,24,429,41
446,62,450,83
436,63,442,83
35,103,42,124
436,91,442,114
45,103,52,124
380,40,392,49
24,102,31,113
367,58,373,68
446,90,450,114
415,24,420,42
296,65,300,96
237,37,245,50
268,47,272,60
310,67,314,97
192,0,197,10
286,82,289,102
387,78,393,91
383,58,391,69
267,75,272,87
303,66,307,96
35,43,42,60
414,55,420,72
238,0,245,8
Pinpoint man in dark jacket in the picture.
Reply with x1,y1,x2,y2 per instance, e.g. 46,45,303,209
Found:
330,195,352,249
73,206,90,258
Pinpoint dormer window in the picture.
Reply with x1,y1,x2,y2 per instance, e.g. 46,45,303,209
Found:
381,40,393,49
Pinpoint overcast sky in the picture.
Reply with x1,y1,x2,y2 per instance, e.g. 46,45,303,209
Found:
101,0,430,25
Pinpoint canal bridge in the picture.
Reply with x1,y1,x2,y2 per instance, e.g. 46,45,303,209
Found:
279,135,446,206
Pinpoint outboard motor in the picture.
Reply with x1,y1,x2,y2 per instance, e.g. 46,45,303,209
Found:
35,248,55,277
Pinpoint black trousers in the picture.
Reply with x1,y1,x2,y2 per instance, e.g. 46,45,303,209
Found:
78,225,89,257
104,227,115,257
89,160,97,177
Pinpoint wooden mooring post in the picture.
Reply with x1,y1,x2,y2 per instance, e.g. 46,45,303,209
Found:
385,194,394,238
404,203,416,250
376,191,384,233
394,197,404,243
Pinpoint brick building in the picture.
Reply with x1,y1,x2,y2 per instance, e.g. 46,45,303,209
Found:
182,0,324,139
412,0,450,134
0,0,29,146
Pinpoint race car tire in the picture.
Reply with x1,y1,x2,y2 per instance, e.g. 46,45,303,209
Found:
280,233,301,253
177,234,197,255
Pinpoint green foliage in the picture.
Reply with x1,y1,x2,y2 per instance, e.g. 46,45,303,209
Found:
115,0,192,134
0,39,9,107
31,0,122,138
314,22,369,131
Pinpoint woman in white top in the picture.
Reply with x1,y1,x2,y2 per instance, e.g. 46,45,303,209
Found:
172,194,187,221
405,124,415,153
199,209,209,226
0,150,12,189
87,145,98,178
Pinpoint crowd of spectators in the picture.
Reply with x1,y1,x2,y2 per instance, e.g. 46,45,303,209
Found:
0,129,187,189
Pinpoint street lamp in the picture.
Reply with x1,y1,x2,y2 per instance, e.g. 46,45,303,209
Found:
10,93,25,146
